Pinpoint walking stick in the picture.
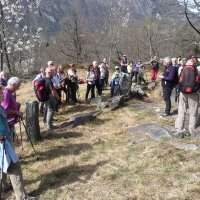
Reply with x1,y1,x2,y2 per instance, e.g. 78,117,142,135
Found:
19,118,36,153
0,139,5,200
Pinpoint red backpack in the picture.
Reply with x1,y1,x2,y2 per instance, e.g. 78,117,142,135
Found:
179,65,200,93
33,79,49,102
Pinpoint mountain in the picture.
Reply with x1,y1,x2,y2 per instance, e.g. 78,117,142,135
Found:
35,0,182,34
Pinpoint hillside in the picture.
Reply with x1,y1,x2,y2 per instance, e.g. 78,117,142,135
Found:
35,0,182,34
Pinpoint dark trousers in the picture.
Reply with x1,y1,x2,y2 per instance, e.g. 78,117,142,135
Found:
121,66,127,73
134,71,138,83
85,84,95,100
95,79,102,96
163,86,172,114
100,78,105,91
69,82,78,102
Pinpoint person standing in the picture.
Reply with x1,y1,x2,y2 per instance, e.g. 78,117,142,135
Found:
158,57,176,116
175,54,200,137
1,77,23,143
85,65,96,102
102,57,109,88
151,56,159,81
99,62,106,91
43,68,60,130
120,55,128,73
92,61,102,96
68,64,79,103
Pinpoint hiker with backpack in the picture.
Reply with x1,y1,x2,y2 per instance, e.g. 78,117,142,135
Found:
85,65,96,103
43,68,60,130
0,86,36,200
151,56,159,81
175,54,200,137
110,66,122,97
158,57,176,116
137,61,146,85
33,67,46,114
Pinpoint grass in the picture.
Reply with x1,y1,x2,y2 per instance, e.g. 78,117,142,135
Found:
4,72,200,200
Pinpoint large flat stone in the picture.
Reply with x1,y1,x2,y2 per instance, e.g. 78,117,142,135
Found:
126,123,171,141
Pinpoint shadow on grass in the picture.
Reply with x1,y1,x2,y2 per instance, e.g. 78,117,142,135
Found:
43,130,83,140
28,160,108,197
21,142,92,165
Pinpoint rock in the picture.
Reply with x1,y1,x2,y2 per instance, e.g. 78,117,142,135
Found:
147,82,156,90
90,97,102,105
170,141,198,151
133,85,145,96
108,95,125,111
25,101,42,143
125,123,171,141
59,120,75,129
70,110,101,126
97,102,108,110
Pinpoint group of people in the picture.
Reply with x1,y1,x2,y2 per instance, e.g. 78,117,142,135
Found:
159,54,200,137
0,52,200,199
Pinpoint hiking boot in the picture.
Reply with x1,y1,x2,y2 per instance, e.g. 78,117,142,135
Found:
173,131,185,138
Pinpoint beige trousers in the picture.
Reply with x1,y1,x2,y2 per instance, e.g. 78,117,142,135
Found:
175,92,199,133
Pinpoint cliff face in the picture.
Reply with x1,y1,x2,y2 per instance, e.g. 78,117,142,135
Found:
34,0,182,34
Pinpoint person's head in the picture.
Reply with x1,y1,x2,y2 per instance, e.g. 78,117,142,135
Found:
93,61,98,68
69,64,74,68
186,53,198,64
102,57,107,63
47,61,54,67
0,86,3,103
58,64,65,73
115,66,120,71
0,71,8,80
88,65,93,72
138,60,141,64
39,67,45,76
172,57,177,66
7,77,21,91
163,57,172,67
123,55,127,60
45,68,54,78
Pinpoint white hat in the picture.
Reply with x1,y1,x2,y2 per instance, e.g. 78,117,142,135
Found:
47,61,53,66
115,66,120,69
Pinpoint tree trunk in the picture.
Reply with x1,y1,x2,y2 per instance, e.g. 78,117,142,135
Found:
25,101,42,143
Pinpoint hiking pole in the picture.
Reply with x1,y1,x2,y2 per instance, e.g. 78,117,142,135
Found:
19,118,36,153
19,120,24,152
0,139,5,200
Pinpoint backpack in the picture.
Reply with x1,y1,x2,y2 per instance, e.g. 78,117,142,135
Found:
33,79,49,102
179,65,200,93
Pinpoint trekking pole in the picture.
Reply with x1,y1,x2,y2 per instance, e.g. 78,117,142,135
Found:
19,120,24,152
0,139,5,200
19,118,36,153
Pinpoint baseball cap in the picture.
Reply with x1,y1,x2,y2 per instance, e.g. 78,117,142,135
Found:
123,55,126,57
47,61,53,66
115,66,120,69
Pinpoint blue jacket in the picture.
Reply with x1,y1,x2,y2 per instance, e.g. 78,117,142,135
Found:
162,65,176,87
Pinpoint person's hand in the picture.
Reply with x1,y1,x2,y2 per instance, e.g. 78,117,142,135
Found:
158,75,163,79
17,111,23,118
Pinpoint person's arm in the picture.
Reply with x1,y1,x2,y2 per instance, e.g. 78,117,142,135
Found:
51,88,60,101
162,67,175,81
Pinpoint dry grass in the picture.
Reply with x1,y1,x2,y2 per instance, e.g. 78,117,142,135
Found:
4,72,200,200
